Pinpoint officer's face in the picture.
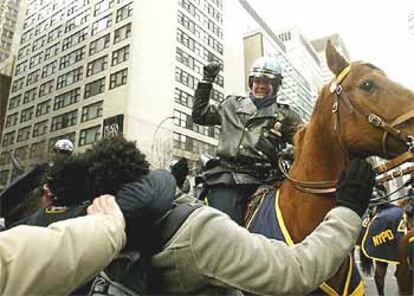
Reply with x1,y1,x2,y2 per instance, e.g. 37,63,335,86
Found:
252,77,273,99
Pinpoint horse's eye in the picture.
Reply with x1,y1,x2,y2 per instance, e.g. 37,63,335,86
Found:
360,80,376,92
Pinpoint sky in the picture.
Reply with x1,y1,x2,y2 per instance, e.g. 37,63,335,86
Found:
249,0,414,88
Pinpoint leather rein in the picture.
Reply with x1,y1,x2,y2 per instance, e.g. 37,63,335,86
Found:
279,65,414,194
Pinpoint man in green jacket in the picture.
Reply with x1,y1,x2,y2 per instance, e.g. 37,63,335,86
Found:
193,57,303,224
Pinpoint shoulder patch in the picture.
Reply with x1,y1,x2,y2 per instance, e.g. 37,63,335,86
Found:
45,206,68,214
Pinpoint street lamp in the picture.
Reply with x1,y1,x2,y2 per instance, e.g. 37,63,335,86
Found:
151,116,177,152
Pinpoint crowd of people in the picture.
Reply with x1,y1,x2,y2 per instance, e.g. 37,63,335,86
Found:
0,57,378,295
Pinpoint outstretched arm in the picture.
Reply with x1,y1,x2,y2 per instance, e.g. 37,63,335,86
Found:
0,195,126,295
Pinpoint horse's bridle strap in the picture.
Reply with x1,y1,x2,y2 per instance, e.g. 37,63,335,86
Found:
278,157,337,194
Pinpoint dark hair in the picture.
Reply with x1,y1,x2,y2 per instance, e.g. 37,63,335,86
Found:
48,155,91,205
48,136,150,205
84,136,150,197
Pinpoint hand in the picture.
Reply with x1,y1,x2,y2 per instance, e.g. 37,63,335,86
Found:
171,158,189,188
335,159,376,217
202,63,221,83
87,195,125,229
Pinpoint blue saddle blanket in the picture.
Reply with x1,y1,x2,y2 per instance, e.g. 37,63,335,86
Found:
247,189,363,296
362,206,406,264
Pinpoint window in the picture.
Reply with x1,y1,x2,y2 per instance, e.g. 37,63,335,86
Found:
2,131,15,147
18,44,31,60
175,67,199,89
59,46,86,69
94,0,114,16
62,27,88,50
11,77,25,93
92,14,112,35
26,69,41,86
8,95,21,110
79,125,101,146
0,170,10,186
36,100,51,117
81,101,103,122
15,60,28,76
44,43,60,60
114,23,131,44
89,33,110,56
20,106,34,123
39,80,55,98
21,29,33,44
56,67,83,89
84,77,105,98
5,112,19,128
17,126,31,142
54,88,80,110
23,88,37,104
109,68,128,89
47,25,63,42
30,141,46,158
29,52,43,68
111,45,129,66
116,2,132,22
174,88,194,108
42,60,58,79
33,120,49,137
51,109,78,131
32,35,47,52
65,9,90,33
86,55,108,77
0,152,10,166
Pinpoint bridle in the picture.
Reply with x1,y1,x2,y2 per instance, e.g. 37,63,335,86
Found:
279,64,414,194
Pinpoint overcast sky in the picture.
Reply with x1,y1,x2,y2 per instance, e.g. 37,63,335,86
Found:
249,0,414,88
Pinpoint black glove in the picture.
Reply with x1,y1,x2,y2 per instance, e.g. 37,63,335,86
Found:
202,63,221,83
335,159,376,217
171,158,189,189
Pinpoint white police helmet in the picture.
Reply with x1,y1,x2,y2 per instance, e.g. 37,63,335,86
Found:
53,139,74,155
248,57,283,94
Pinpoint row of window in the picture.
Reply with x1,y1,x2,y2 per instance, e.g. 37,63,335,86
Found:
173,132,216,156
0,124,102,183
8,68,127,118
13,44,129,95
174,109,219,139
21,2,132,50
177,10,223,53
178,0,222,25
2,101,103,147
176,47,223,87
176,29,222,65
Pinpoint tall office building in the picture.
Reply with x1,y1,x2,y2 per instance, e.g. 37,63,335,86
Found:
0,0,27,75
0,0,224,185
409,11,414,39
311,34,351,84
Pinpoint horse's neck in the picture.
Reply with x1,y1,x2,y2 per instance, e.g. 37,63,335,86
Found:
280,118,347,242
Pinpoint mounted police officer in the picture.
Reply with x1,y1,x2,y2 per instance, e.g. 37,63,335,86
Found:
192,57,303,224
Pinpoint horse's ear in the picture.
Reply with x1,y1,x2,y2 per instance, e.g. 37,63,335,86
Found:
326,40,349,77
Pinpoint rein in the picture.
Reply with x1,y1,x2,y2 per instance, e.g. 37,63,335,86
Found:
281,65,414,195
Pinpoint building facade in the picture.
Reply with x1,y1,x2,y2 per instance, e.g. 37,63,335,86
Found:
409,11,414,39
0,0,27,76
0,0,225,185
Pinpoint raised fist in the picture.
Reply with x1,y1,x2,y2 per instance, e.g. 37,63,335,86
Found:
202,63,221,83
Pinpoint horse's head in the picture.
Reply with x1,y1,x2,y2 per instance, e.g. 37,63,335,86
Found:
316,41,414,160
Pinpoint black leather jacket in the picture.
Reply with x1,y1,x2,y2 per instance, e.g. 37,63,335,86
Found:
193,82,303,185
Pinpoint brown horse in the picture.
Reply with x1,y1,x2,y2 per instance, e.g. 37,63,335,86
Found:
248,41,414,295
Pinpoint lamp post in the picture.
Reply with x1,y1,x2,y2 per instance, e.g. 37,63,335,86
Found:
151,115,177,152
